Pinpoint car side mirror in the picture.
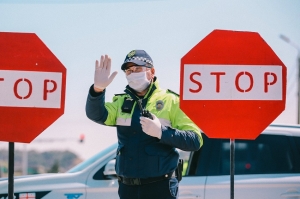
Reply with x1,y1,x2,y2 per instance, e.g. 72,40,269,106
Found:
103,159,117,179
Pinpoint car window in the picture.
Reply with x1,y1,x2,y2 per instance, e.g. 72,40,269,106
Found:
194,134,300,175
294,136,300,155
186,133,215,176
67,143,117,173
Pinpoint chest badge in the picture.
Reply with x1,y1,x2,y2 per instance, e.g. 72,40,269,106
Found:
156,100,164,111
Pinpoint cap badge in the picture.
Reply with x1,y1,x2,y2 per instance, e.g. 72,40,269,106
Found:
156,100,164,111
127,50,136,58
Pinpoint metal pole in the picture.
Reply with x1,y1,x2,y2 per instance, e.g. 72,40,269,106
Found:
22,144,28,175
230,139,235,199
8,142,14,199
279,34,300,124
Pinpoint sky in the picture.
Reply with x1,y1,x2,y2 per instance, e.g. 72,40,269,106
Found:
0,0,300,161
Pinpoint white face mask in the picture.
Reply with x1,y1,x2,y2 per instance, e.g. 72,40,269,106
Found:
126,71,151,92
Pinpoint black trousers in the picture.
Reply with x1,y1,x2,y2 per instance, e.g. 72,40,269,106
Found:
118,177,178,199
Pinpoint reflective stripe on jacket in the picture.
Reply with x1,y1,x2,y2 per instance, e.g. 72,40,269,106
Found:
86,78,203,178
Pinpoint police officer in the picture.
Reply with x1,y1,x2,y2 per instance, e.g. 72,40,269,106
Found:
86,50,203,199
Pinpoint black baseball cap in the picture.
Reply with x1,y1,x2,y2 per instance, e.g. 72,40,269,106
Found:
121,50,154,70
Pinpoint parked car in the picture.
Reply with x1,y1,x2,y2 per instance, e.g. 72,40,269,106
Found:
0,124,300,199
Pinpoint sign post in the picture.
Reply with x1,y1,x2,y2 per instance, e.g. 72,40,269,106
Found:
180,30,287,199
230,139,234,199
0,32,66,199
8,142,14,199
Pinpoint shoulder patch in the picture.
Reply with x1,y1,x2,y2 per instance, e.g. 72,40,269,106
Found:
113,93,127,102
167,89,179,96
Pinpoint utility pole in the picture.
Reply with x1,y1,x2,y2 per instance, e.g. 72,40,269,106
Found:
280,34,300,124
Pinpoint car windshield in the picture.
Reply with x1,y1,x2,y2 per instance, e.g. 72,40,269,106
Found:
67,143,117,173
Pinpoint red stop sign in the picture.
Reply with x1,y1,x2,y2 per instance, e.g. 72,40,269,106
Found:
0,32,66,143
180,30,287,140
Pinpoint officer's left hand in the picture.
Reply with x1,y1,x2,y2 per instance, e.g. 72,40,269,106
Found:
140,114,162,139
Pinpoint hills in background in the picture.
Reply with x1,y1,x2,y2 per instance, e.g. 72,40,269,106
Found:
0,149,82,177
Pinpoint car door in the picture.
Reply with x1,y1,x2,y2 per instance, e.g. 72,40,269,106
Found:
179,134,216,199
204,134,300,199
85,155,119,199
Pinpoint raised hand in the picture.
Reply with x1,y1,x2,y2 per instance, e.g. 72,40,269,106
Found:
94,55,118,92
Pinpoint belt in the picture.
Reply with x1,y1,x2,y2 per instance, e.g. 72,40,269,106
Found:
117,172,175,186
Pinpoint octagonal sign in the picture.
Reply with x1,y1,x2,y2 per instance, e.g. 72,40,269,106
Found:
0,32,66,143
180,30,286,140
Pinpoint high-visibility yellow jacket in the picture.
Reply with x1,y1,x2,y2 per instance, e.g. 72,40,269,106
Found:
86,77,203,178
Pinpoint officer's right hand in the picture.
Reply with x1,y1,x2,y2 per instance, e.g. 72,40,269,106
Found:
94,55,118,92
